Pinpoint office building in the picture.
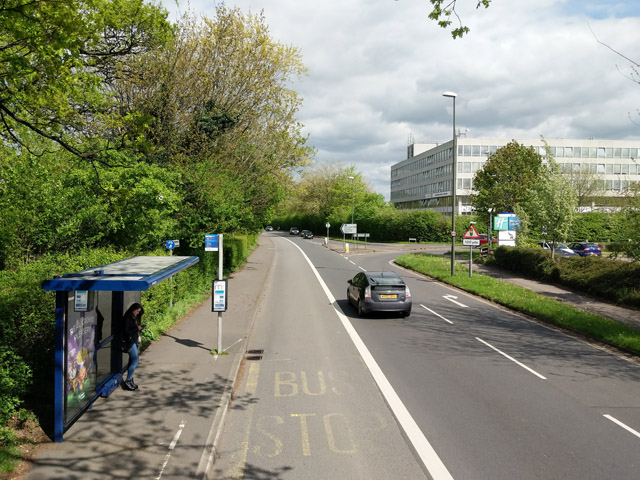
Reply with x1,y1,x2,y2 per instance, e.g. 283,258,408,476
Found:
390,138,640,214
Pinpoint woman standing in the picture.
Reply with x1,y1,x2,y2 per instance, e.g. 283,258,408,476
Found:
121,302,145,391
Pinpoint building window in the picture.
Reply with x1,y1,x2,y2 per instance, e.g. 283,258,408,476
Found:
622,164,629,175
598,147,606,158
613,164,621,175
606,164,613,174
598,164,605,174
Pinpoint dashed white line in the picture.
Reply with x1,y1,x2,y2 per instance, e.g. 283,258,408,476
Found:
604,414,640,439
421,305,454,324
476,337,547,380
156,419,186,480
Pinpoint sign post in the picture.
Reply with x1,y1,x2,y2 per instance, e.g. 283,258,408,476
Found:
462,223,480,277
205,234,225,354
165,240,180,307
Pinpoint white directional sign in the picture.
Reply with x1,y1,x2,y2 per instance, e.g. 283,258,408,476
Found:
340,223,357,234
462,238,480,246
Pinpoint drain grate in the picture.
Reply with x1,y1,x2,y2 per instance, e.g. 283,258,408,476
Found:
245,349,264,361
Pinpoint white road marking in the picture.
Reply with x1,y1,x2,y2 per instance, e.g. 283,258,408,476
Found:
359,265,367,271
443,295,468,307
476,337,547,380
156,420,187,480
288,239,454,480
421,305,454,324
604,414,640,439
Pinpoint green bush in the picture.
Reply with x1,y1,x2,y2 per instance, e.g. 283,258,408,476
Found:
0,349,32,426
491,246,640,307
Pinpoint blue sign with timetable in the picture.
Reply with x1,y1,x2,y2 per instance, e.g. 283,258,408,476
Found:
205,234,219,251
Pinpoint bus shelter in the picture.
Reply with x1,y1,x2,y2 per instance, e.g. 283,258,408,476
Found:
41,255,199,442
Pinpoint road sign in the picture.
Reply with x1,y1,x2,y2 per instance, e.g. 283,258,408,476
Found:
463,225,480,238
340,223,357,234
205,234,219,251
165,239,180,250
451,231,457,237
325,222,330,229
463,238,481,246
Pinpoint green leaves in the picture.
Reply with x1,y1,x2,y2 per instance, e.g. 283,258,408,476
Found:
427,0,491,38
0,0,172,159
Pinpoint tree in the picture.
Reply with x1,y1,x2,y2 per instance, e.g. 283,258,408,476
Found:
0,0,173,163
285,163,373,221
471,140,544,222
528,141,578,258
619,184,640,261
566,168,607,209
428,0,491,38
118,7,313,238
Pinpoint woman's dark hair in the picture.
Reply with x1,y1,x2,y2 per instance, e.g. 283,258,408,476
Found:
124,302,144,318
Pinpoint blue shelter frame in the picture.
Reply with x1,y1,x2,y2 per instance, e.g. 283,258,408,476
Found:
42,255,199,442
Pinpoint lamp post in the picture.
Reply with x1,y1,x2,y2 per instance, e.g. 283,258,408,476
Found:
443,91,457,276
348,176,355,224
487,208,493,256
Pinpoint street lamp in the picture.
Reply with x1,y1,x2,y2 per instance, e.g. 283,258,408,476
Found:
443,91,457,276
348,176,355,224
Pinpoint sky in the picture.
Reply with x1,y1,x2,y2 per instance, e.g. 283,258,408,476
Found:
161,0,640,200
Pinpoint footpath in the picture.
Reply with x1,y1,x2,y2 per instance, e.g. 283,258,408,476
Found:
21,236,639,480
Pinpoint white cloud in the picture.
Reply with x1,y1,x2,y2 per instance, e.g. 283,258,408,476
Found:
163,0,640,200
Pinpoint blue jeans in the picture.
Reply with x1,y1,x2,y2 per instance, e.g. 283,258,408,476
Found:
126,343,139,381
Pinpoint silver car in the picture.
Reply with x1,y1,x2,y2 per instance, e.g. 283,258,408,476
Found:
536,241,578,257
347,271,411,317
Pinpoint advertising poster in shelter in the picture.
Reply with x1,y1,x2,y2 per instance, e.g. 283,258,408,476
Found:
65,297,98,424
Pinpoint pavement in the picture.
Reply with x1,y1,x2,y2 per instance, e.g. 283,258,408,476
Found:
23,235,639,480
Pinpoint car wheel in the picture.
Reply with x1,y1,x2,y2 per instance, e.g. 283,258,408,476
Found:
401,311,410,318
357,299,365,317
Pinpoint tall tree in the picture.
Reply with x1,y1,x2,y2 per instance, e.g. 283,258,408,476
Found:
619,184,640,261
118,6,313,240
472,140,544,215
528,141,578,257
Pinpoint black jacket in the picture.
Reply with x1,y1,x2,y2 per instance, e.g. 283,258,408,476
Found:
121,312,139,352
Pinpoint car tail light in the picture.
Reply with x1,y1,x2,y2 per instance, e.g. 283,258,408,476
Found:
405,286,411,299
364,285,371,300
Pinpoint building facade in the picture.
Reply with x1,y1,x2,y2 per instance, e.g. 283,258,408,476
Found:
390,138,640,215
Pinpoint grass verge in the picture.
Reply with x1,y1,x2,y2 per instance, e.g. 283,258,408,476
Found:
395,253,640,354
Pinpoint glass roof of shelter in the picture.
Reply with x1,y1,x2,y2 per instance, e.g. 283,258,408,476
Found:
42,256,200,292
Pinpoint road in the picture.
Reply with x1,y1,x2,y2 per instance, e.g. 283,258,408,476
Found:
212,233,640,479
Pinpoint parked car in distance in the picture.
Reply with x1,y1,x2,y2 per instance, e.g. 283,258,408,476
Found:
302,230,314,239
478,234,498,245
347,271,411,317
536,241,579,257
568,242,602,256
265,225,274,231
289,227,299,235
